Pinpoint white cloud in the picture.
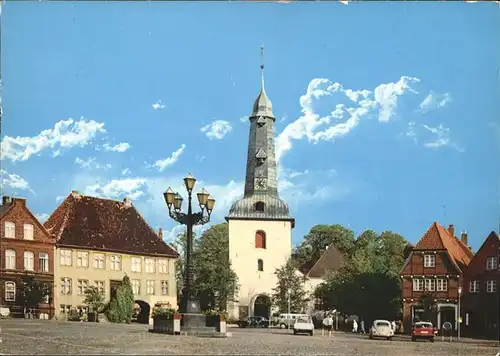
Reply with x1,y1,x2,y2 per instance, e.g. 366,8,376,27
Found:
200,120,233,140
422,124,463,152
1,170,33,192
240,116,249,123
56,196,65,202
152,100,166,110
153,144,186,172
275,76,420,162
419,91,452,114
75,157,112,170
103,142,131,152
405,121,418,144
1,117,106,162
121,168,131,176
35,213,50,223
84,178,147,200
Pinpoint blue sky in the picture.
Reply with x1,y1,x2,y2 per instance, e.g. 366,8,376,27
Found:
1,2,499,251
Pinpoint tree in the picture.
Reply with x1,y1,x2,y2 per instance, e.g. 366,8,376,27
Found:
83,286,105,314
105,275,135,323
193,223,239,311
292,224,356,271
17,276,51,309
272,259,308,313
170,230,188,300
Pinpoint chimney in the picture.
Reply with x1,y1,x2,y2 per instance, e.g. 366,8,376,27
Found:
2,196,11,205
12,197,26,206
123,197,132,208
71,190,82,199
158,228,164,239
461,231,468,246
448,224,455,237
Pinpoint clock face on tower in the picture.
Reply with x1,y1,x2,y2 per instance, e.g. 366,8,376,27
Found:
254,178,267,190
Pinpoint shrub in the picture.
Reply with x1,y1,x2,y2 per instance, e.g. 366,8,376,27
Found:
105,275,135,323
68,309,80,322
151,302,177,320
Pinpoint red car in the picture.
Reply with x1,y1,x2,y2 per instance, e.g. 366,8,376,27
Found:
411,322,437,342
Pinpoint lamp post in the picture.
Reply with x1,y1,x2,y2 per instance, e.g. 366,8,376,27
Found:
163,173,215,328
458,285,462,340
287,289,291,330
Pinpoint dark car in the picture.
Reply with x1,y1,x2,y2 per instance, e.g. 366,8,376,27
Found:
237,316,270,328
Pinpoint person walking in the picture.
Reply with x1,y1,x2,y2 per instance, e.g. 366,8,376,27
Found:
391,320,396,333
322,314,334,337
352,319,358,333
360,319,365,334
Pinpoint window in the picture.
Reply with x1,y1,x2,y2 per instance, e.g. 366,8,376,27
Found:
146,280,155,295
77,280,89,295
4,222,15,238
110,255,121,271
24,251,34,271
436,279,448,292
145,258,155,273
60,278,72,295
486,280,497,293
424,254,435,268
39,252,49,273
161,281,168,296
255,231,266,249
76,251,89,268
412,279,424,292
93,253,105,269
5,249,16,269
23,224,34,240
486,257,498,271
254,201,265,213
94,281,105,295
424,279,435,291
158,259,168,274
257,259,264,271
131,257,142,273
470,280,480,293
132,280,140,295
60,250,72,266
5,282,16,301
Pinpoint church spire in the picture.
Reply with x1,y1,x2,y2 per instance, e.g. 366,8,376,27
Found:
251,44,274,119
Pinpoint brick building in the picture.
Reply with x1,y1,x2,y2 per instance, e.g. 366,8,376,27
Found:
462,231,500,339
0,196,55,318
399,222,473,332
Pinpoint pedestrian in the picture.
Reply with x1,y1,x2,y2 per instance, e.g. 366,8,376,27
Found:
352,319,358,333
322,314,334,337
360,320,365,334
391,320,396,332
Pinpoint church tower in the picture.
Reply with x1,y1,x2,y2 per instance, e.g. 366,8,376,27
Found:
226,46,295,320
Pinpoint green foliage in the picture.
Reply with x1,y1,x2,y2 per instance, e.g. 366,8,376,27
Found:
170,229,188,300
193,223,239,311
67,308,80,321
83,286,105,313
292,224,356,270
17,276,51,308
418,293,437,322
105,275,135,323
272,259,308,313
151,302,177,319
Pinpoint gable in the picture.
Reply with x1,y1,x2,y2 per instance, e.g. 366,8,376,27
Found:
1,198,53,242
465,231,499,274
307,244,346,279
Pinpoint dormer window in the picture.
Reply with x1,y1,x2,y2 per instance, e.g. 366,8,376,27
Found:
424,254,435,268
254,201,265,213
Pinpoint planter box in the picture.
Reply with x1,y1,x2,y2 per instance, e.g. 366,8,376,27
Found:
206,315,222,332
153,316,176,334
88,313,99,323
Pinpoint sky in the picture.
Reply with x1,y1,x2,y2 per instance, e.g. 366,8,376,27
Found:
1,1,499,252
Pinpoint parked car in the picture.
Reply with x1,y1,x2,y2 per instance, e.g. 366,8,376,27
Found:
369,320,394,340
278,313,310,329
411,321,436,342
237,316,270,328
293,316,314,336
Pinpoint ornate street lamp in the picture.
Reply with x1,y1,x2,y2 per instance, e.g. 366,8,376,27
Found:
163,173,215,328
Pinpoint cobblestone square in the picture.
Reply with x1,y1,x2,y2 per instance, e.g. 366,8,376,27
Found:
0,320,498,355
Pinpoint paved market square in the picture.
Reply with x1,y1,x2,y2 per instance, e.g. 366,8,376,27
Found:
0,320,498,355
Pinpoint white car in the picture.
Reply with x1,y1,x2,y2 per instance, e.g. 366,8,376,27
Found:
293,316,314,336
369,320,394,340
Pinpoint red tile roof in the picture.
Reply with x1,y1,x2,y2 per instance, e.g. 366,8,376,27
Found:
414,221,473,272
44,191,178,258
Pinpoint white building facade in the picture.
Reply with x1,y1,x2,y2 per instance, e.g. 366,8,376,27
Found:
226,51,294,320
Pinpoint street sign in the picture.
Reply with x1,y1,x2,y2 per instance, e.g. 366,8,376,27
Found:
442,321,452,330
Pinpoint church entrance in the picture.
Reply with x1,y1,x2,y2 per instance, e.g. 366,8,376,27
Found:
253,295,271,318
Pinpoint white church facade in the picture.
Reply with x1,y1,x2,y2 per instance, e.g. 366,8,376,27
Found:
225,47,295,320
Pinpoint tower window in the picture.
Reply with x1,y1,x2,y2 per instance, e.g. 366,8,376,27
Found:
257,259,264,271
255,231,267,249
254,201,265,212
